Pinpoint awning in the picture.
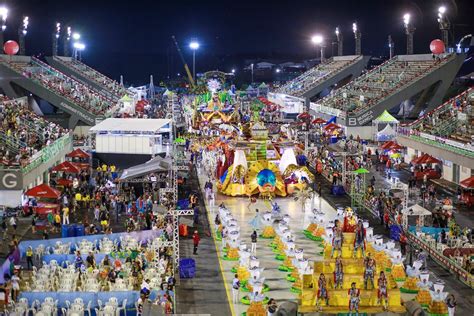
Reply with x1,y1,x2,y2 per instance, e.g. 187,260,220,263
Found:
460,176,474,189
25,184,61,199
411,153,440,165
52,161,80,173
119,156,173,181
402,204,431,216
66,148,90,159
374,110,399,123
56,178,73,187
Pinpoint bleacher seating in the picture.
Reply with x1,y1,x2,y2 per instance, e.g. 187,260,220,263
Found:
399,88,474,154
53,56,127,99
0,96,68,168
318,54,455,115
277,56,362,97
0,57,116,116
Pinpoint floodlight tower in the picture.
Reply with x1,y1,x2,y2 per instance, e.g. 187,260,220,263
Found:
335,27,343,56
353,22,361,55
437,5,450,47
52,23,60,56
149,75,155,100
388,35,395,59
311,34,325,62
403,13,415,55
63,27,72,56
189,41,199,81
0,6,8,53
18,16,29,55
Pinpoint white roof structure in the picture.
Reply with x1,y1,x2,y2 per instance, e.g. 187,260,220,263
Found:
89,118,171,134
402,204,431,216
119,155,172,181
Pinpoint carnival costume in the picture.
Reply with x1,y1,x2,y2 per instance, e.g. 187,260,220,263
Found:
334,256,344,289
348,286,360,316
364,255,376,290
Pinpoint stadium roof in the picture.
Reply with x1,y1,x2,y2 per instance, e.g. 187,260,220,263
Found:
89,118,171,133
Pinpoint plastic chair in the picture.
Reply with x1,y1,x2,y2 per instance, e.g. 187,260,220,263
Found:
84,301,92,316
116,299,127,316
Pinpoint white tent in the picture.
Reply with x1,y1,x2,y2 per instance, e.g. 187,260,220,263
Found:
376,124,396,141
401,204,431,228
119,155,172,181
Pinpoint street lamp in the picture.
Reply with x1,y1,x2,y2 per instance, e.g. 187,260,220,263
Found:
231,68,235,74
18,16,29,55
403,13,415,54
250,63,254,84
388,35,395,59
72,32,81,40
311,34,325,62
335,27,343,56
0,6,8,53
189,41,199,80
53,22,61,56
437,5,450,46
276,68,281,73
353,22,361,55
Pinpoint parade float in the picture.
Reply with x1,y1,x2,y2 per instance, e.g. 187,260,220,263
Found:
192,90,240,129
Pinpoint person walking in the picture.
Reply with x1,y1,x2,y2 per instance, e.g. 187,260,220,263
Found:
26,246,34,270
232,274,240,304
62,205,70,225
192,230,200,255
446,294,456,316
251,230,258,254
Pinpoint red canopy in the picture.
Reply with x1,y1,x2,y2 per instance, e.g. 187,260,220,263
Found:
66,148,89,159
324,123,341,130
25,184,61,199
52,161,80,173
412,153,440,164
56,178,73,187
460,176,474,189
312,117,326,124
389,143,404,151
297,112,311,120
381,141,395,150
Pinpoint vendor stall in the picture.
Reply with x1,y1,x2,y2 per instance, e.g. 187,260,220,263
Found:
411,154,441,180
24,184,61,219
460,176,474,207
401,204,432,230
372,110,399,141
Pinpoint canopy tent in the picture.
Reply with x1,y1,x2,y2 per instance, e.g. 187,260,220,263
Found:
119,155,172,181
460,176,474,189
56,178,73,187
326,116,337,124
51,161,80,173
25,184,61,199
381,141,395,149
119,94,133,103
411,153,441,165
354,168,370,174
312,117,326,124
66,148,89,159
324,122,341,131
297,112,311,120
373,110,399,123
401,204,431,229
376,124,396,141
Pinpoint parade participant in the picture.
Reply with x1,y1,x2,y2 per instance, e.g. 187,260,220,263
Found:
331,220,343,258
192,230,200,255
232,274,240,304
353,220,366,258
249,208,262,231
363,253,376,290
334,254,344,289
348,282,360,316
343,208,357,232
74,250,84,271
377,271,388,310
317,273,329,310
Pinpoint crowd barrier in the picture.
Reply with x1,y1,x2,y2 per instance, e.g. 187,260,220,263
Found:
41,253,125,265
19,289,174,313
408,226,444,239
18,229,164,257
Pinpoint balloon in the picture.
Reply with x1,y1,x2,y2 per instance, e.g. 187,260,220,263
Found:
430,39,445,55
3,40,19,55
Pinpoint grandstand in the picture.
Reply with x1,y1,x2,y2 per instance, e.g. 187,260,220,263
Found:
310,53,465,130
46,56,127,101
0,96,72,206
274,55,369,101
397,88,474,170
0,55,117,128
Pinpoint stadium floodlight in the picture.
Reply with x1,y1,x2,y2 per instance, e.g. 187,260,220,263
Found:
72,32,81,40
231,69,235,74
73,42,85,50
352,22,357,33
189,41,199,50
438,6,446,14
437,5,450,45
276,68,281,73
311,34,323,44
55,23,61,38
0,6,7,31
403,13,410,26
335,27,339,36
67,26,72,40
22,16,29,35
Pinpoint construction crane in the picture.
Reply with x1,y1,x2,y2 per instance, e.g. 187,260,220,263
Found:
172,35,196,89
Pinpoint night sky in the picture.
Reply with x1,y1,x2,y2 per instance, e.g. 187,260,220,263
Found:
5,0,474,84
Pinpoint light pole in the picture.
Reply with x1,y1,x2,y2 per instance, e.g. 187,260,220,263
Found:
403,13,415,55
335,27,343,56
189,41,199,81
18,16,29,55
0,6,8,53
251,63,254,84
63,26,72,57
353,22,361,55
311,34,324,62
53,22,60,56
388,35,394,59
72,33,81,59
437,5,450,47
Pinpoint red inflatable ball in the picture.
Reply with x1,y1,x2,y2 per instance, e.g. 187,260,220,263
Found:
3,40,19,55
430,39,445,55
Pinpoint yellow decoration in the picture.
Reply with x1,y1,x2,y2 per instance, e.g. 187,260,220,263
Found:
237,266,250,282
262,226,276,238
402,277,419,291
429,301,448,315
227,247,239,260
246,301,267,316
416,289,432,306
